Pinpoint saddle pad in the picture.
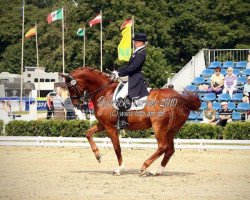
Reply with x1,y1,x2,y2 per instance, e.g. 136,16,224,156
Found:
112,82,151,111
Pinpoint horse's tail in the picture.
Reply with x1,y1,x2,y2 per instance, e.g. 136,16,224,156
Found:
181,91,201,111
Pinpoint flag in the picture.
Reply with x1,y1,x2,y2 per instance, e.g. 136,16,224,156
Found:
89,14,102,27
77,28,85,36
118,25,132,61
47,8,63,24
120,19,132,30
25,26,36,39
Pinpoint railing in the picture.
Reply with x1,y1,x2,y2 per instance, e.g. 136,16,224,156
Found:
0,136,249,150
207,49,249,63
167,49,207,92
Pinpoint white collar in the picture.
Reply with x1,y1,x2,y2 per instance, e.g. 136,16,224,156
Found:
134,45,145,53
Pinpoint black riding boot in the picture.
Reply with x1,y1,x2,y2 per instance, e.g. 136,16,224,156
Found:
116,98,130,130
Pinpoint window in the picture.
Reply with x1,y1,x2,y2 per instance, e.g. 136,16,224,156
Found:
40,78,44,82
34,78,38,82
51,79,55,82
45,79,50,82
27,74,31,77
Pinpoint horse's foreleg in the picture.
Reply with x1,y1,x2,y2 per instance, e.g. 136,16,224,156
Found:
105,126,124,175
86,123,105,163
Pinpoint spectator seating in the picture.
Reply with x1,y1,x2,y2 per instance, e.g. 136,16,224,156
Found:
212,102,221,110
199,102,207,110
222,61,234,69
232,93,243,101
185,85,197,92
203,93,216,101
233,69,241,76
208,61,221,69
242,69,250,76
234,61,247,69
186,60,249,122
188,112,198,120
228,102,236,110
236,102,250,111
201,69,213,78
191,77,205,85
221,69,227,76
232,112,241,121
237,76,247,86
217,93,231,101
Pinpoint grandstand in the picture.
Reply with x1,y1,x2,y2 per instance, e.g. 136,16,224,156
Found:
166,49,250,122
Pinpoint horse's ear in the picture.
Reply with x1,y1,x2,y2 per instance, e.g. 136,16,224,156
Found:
59,73,69,78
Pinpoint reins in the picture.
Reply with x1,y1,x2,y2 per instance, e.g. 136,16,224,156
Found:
66,75,113,102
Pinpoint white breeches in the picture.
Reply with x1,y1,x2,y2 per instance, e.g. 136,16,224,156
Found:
116,82,128,99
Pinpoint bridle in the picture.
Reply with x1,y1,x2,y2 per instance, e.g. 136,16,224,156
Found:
65,75,113,103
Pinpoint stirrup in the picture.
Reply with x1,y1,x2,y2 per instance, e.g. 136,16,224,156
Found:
116,120,130,130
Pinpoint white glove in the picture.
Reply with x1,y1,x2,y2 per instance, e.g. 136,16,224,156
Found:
111,71,119,81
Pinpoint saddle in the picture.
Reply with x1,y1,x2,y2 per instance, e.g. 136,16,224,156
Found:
113,82,150,111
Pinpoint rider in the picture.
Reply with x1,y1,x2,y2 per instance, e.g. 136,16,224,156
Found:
112,32,149,129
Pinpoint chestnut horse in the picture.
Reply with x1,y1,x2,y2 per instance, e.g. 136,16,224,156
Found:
60,67,200,176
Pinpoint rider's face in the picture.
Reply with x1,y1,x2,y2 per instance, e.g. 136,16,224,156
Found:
134,40,145,48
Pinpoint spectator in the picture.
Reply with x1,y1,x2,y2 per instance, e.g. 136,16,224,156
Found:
53,88,64,120
46,94,54,119
82,101,90,120
207,67,224,95
201,101,216,124
242,76,250,103
64,93,76,120
222,67,237,98
88,100,94,115
216,102,232,128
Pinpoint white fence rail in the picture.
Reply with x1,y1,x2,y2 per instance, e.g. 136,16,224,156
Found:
0,136,249,150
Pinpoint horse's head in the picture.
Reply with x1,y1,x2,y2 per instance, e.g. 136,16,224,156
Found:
59,67,115,108
59,71,87,108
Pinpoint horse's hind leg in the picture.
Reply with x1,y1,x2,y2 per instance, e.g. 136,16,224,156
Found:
155,123,185,175
86,123,105,163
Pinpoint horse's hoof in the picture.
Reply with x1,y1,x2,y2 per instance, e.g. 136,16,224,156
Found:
139,169,148,177
112,171,121,176
96,154,102,163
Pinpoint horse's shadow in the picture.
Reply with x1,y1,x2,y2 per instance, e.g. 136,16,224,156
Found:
70,169,193,177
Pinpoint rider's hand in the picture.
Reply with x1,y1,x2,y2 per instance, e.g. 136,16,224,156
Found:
110,71,119,81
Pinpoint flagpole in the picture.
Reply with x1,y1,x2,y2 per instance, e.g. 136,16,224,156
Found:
62,7,65,73
83,27,86,67
132,15,135,53
20,0,25,111
100,10,103,72
35,22,40,97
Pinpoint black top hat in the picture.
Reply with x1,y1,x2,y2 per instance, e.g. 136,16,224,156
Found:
133,32,147,42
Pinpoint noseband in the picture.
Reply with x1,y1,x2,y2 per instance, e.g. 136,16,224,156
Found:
66,75,113,102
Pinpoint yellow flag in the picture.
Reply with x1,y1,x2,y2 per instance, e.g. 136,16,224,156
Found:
118,25,132,61
25,26,36,39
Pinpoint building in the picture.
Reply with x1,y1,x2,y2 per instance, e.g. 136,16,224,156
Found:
23,66,61,97
0,67,63,98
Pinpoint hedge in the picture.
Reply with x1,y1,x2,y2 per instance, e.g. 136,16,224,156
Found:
0,120,3,135
4,120,250,140
177,123,223,139
223,122,250,140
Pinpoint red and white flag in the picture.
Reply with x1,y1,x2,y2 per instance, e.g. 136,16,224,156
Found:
88,14,102,27
120,19,132,30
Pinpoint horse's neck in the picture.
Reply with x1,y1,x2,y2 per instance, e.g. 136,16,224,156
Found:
83,71,114,102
